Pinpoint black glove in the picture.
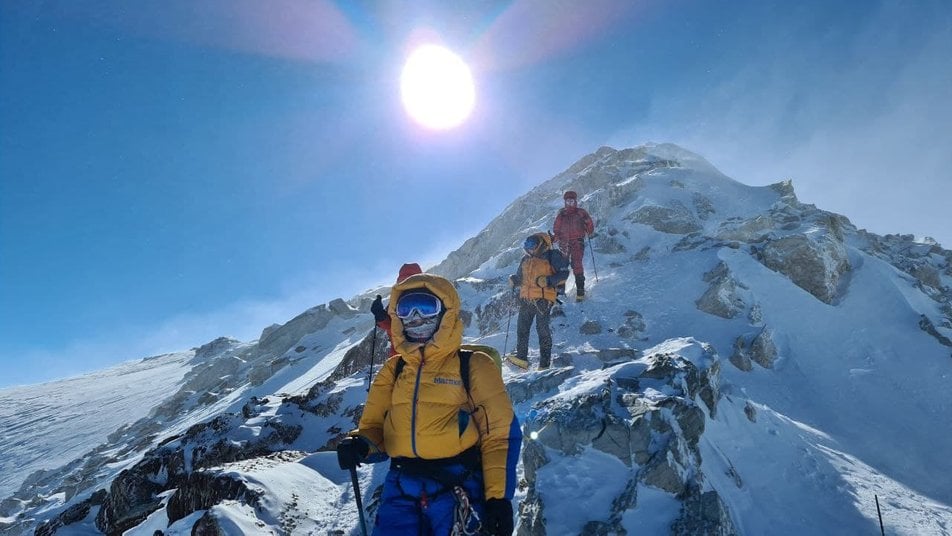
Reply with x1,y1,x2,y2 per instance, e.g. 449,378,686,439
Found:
508,275,517,288
336,437,369,470
370,295,387,322
483,498,514,536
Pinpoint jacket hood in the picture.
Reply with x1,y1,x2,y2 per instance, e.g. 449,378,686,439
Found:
388,273,463,363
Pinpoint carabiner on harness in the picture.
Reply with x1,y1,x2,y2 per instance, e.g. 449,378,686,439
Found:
450,486,482,536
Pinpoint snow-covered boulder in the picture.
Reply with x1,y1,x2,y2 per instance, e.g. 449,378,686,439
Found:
515,339,730,535
755,230,850,304
730,328,780,370
696,261,747,319
627,202,703,235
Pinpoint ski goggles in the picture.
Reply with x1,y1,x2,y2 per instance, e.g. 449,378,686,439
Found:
395,292,443,319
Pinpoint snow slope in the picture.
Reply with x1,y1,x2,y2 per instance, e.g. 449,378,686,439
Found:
0,352,192,500
3,143,951,535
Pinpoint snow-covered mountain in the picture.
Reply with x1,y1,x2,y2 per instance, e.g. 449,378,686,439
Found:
2,143,950,535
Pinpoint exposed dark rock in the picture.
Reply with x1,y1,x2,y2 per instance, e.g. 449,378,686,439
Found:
328,327,389,383
591,232,626,254
629,203,702,235
193,337,241,361
516,345,722,532
579,480,638,535
671,486,737,536
919,315,952,347
696,262,746,319
693,193,716,221
617,310,647,341
729,329,778,370
459,309,473,328
506,369,576,405
166,472,261,525
748,303,764,325
474,293,517,337
191,510,225,536
757,232,850,304
632,246,651,262
258,302,357,361
749,329,779,368
94,412,300,536
34,489,106,536
715,214,774,243
96,458,168,536
769,179,797,201
673,233,710,252
909,263,942,289
729,336,753,372
744,401,758,423
580,321,603,335
698,360,721,416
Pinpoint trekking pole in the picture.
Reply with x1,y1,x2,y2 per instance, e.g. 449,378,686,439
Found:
349,466,369,536
588,236,599,282
365,325,377,392
502,293,516,356
875,495,885,536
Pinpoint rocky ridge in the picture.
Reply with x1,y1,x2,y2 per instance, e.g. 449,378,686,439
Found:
4,143,951,535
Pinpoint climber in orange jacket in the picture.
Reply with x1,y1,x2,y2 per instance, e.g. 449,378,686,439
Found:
507,232,569,370
553,190,595,300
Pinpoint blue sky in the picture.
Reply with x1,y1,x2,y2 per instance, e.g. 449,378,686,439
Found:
1,0,950,387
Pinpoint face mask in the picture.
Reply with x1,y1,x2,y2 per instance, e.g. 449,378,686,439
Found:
403,313,440,342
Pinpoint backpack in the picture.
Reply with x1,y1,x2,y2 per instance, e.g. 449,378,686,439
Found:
392,343,503,397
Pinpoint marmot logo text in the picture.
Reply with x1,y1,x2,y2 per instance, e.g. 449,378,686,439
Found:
434,377,462,385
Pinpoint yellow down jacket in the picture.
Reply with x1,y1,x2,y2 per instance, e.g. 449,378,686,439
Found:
355,273,522,500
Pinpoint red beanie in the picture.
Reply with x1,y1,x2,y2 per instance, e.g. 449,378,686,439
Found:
563,191,578,200
397,263,423,283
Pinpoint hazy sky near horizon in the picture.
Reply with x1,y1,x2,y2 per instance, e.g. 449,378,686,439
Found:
2,0,950,387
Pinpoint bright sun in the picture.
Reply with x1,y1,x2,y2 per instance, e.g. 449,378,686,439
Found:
400,44,475,130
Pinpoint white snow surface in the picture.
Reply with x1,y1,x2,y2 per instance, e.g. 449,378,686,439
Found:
2,144,951,535
0,352,192,499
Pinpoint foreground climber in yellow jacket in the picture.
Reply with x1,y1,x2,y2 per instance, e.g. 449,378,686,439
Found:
337,273,522,535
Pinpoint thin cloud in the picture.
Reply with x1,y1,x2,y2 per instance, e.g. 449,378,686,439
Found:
1,268,388,388
610,1,952,246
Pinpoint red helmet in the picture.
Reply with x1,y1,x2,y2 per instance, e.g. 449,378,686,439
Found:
563,191,578,200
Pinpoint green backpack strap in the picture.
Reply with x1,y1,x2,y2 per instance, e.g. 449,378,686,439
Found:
393,357,406,381
458,350,472,396
459,344,503,370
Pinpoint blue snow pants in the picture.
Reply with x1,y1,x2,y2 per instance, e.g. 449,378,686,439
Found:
373,454,485,535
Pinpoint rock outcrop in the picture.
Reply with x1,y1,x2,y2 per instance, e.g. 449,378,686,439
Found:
514,340,732,535
696,262,747,319
755,230,850,304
